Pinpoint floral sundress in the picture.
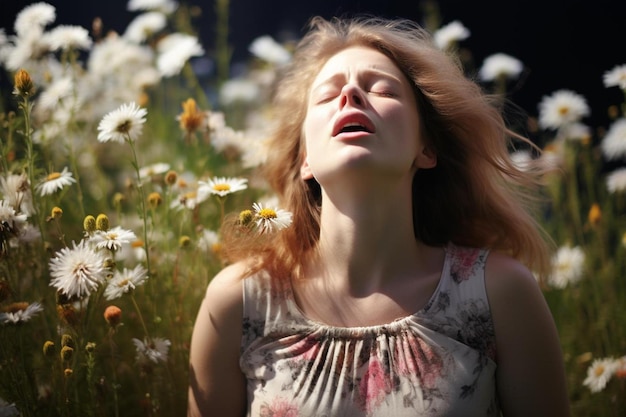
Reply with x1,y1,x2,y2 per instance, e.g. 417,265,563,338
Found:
240,243,500,416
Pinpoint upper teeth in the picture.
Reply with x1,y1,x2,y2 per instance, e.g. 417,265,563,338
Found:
343,122,364,128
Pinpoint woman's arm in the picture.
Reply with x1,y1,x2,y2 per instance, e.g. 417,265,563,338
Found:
188,263,248,417
485,253,570,417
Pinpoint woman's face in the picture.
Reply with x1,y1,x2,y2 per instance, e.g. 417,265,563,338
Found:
301,46,435,185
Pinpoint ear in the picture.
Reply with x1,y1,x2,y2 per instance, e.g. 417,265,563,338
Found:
300,157,314,180
414,146,437,169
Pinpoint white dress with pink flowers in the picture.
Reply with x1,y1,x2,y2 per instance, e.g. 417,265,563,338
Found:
240,243,500,416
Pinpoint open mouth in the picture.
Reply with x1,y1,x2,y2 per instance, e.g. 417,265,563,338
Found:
332,114,375,137
338,123,372,134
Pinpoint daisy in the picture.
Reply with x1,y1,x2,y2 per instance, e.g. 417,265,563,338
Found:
127,0,179,14
606,168,626,193
132,337,171,364
0,174,33,215
97,102,147,143
603,64,626,90
43,25,92,52
139,162,170,180
0,302,44,324
219,78,260,106
0,200,28,230
36,166,76,196
197,229,220,253
600,118,626,160
89,226,137,252
538,90,590,130
14,2,56,38
170,183,211,210
104,264,148,300
583,357,617,393
509,150,532,172
478,53,523,82
433,20,470,50
549,245,585,289
156,33,204,77
49,240,107,298
557,122,591,142
252,202,293,234
123,11,167,44
198,176,248,197
37,76,73,111
249,35,291,65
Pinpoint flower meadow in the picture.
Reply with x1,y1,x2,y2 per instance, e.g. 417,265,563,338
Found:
0,1,625,416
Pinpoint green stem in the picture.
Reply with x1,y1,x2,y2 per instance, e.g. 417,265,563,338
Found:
215,0,232,87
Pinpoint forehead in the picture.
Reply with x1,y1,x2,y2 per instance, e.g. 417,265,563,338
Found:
313,46,403,83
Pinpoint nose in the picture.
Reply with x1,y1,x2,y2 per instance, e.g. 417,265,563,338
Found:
339,83,365,109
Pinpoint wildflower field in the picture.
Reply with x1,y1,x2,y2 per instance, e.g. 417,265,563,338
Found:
0,1,625,416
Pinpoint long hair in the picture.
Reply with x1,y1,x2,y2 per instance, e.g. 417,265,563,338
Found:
220,16,553,280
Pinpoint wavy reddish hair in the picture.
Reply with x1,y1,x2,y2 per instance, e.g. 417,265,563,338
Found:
220,16,552,280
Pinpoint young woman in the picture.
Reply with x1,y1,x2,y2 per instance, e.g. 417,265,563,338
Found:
188,16,570,417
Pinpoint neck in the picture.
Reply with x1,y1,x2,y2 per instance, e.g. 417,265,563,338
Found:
310,175,433,294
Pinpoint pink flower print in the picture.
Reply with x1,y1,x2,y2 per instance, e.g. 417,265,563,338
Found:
359,356,392,414
259,397,299,417
450,247,480,282
394,332,443,389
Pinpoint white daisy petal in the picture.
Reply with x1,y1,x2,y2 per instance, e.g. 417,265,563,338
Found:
603,64,626,90
600,118,626,160
198,176,248,197
49,240,107,298
97,102,147,143
0,302,44,324
549,245,585,289
583,358,617,393
478,53,523,82
132,337,171,364
104,264,148,300
252,202,293,234
538,89,590,130
36,166,76,196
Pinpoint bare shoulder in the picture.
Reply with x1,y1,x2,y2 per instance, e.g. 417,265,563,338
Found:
484,251,540,304
484,251,570,417
188,261,252,417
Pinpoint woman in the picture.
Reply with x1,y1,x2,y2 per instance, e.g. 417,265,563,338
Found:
188,16,570,417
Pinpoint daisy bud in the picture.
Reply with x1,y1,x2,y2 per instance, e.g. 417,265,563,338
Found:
112,192,125,208
104,305,122,327
43,341,56,358
238,209,254,226
64,368,73,378
164,170,177,186
96,214,109,231
179,235,191,248
51,206,63,220
85,342,96,353
14,69,35,97
83,215,96,233
588,203,601,228
178,98,205,134
148,192,162,208
61,334,75,348
60,346,74,362
56,304,80,326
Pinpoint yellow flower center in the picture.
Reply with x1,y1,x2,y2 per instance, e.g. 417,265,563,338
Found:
212,184,231,192
46,172,61,181
117,279,130,288
106,233,118,240
258,208,277,219
558,106,570,116
594,365,605,377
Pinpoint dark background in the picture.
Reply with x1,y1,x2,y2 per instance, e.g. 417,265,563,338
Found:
2,0,625,128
